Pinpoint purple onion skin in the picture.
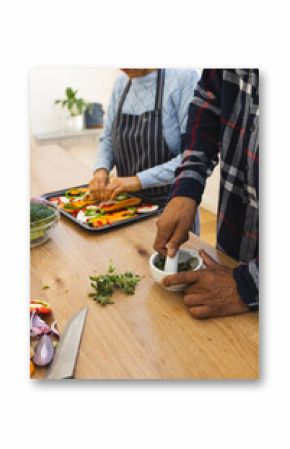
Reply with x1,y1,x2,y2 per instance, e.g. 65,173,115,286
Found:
30,312,51,337
30,313,59,339
33,334,55,367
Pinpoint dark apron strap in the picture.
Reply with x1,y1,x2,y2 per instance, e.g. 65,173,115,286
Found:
115,79,132,127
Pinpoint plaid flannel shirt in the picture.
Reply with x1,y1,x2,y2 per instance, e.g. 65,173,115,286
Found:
171,69,259,309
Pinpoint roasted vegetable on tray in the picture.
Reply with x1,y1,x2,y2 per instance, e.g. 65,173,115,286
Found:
46,186,158,229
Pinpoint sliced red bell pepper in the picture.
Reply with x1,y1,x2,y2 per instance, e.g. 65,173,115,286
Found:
30,300,51,314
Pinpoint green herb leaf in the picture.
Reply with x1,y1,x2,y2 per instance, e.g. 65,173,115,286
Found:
155,256,199,272
88,262,141,306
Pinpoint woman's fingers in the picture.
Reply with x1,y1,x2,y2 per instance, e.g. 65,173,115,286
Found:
97,180,107,200
104,178,127,200
104,181,119,200
109,185,123,200
89,176,108,200
88,177,99,196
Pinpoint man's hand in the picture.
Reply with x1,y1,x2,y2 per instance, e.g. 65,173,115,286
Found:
104,176,141,200
88,169,109,200
154,197,197,257
163,250,249,319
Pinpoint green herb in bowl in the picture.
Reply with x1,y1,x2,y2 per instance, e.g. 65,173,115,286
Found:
154,256,199,272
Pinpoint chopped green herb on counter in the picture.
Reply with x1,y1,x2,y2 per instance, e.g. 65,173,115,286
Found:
155,257,199,272
88,261,142,305
42,285,50,290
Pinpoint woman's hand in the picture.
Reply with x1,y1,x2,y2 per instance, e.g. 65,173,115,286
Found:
104,176,142,200
88,169,109,200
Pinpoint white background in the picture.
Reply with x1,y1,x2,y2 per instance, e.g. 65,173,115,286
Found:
1,1,289,448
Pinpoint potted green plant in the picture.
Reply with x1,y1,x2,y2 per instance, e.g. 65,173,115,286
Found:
54,87,89,131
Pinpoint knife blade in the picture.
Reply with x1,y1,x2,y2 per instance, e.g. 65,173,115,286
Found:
45,306,88,380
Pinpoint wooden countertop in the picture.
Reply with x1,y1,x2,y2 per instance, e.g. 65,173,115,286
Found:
30,144,259,379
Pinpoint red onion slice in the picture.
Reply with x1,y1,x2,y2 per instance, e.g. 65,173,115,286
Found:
30,312,51,337
30,313,60,339
33,334,54,367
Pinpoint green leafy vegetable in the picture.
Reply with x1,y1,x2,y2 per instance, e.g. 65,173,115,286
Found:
89,261,142,305
155,257,199,272
30,203,55,223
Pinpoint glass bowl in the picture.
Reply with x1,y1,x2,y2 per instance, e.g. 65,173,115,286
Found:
30,197,60,248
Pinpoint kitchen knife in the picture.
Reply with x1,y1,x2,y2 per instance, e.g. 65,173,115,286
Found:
45,306,88,380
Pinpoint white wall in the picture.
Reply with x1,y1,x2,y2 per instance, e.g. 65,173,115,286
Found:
29,68,119,134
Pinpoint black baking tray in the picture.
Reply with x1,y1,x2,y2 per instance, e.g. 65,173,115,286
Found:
42,184,162,233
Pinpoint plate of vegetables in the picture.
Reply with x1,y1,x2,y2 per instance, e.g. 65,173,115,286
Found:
42,185,160,232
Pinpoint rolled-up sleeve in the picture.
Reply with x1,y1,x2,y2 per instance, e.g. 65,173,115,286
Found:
137,154,182,189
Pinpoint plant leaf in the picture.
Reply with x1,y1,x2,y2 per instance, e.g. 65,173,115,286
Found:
66,87,74,99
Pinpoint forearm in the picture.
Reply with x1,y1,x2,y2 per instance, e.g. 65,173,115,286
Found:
136,154,182,189
94,137,115,173
233,259,259,310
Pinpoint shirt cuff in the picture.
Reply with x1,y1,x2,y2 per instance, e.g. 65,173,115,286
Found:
93,163,111,174
169,178,205,205
136,170,158,189
233,264,259,311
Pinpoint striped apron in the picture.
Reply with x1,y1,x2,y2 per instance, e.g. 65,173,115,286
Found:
111,69,173,205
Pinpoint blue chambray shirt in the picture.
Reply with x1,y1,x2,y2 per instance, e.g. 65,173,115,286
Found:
94,69,200,189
